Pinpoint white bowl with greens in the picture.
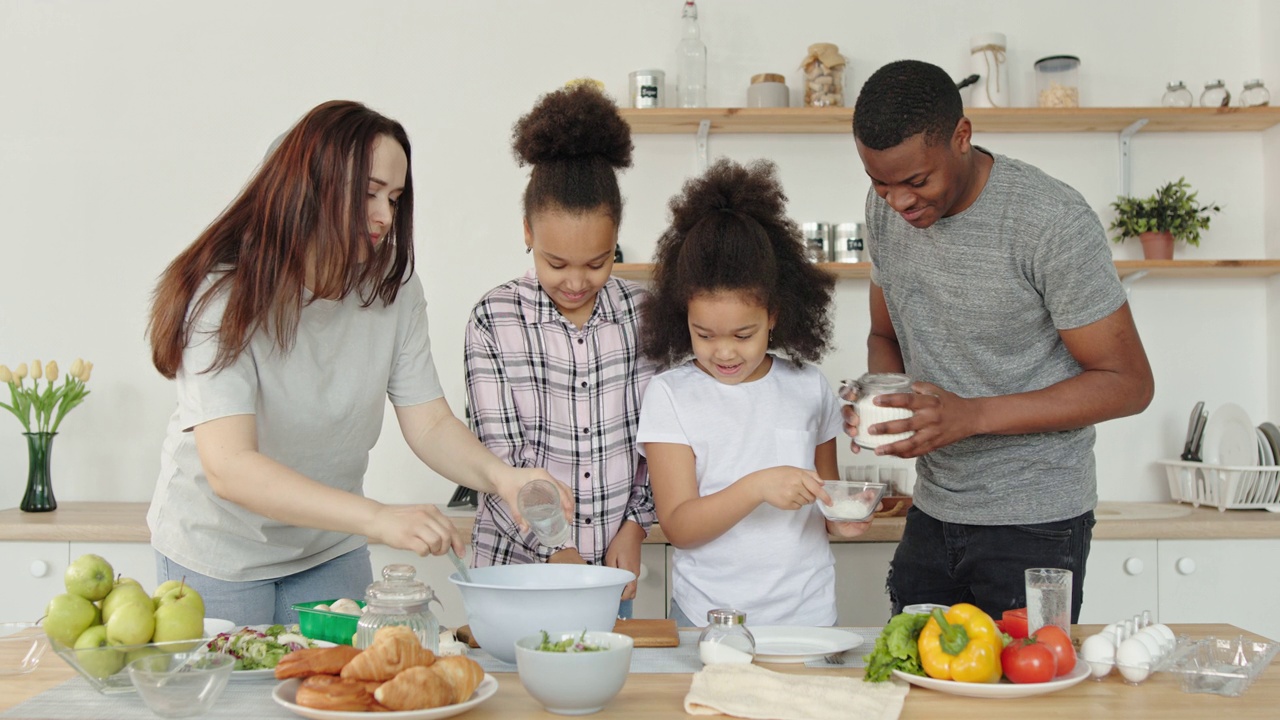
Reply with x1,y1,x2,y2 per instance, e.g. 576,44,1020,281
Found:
515,630,633,714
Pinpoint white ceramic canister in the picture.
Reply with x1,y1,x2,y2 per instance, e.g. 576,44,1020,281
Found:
747,73,789,108
969,32,1008,108
847,373,915,449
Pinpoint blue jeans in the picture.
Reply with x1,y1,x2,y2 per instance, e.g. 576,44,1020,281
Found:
668,599,696,628
155,546,373,626
886,506,1095,622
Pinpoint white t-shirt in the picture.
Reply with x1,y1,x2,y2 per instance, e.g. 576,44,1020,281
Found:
636,358,843,627
148,272,444,581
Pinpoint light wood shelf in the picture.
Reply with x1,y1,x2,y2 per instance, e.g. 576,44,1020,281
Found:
618,107,1280,135
613,259,1280,282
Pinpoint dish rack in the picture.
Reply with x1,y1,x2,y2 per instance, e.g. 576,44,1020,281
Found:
1158,459,1280,511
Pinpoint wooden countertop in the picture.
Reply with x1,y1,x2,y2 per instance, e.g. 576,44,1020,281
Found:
1,500,1278,544
0,624,1276,718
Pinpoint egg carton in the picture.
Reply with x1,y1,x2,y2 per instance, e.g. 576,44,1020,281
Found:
1150,635,1279,697
1158,459,1280,511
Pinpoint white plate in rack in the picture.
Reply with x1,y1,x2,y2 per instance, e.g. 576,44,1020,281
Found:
1201,403,1256,466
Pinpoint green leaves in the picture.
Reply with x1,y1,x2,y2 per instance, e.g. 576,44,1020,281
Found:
863,612,931,682
1108,177,1221,247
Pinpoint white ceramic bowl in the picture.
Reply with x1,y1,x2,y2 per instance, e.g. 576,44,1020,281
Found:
515,631,633,715
449,565,634,664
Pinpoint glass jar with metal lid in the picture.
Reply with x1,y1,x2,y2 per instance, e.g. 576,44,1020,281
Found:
698,608,755,665
1200,80,1230,108
1240,79,1270,107
842,373,916,450
1161,81,1193,108
355,564,441,651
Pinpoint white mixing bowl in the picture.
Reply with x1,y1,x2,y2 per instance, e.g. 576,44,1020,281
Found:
449,564,634,664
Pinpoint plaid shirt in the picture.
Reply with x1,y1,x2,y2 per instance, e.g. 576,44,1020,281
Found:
465,271,657,566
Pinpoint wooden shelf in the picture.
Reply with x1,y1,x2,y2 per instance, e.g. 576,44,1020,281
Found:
613,260,1280,282
618,107,1280,135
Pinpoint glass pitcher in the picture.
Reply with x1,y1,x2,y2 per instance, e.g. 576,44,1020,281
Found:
355,564,441,651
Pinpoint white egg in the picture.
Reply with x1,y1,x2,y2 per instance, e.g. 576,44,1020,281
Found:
1116,637,1152,683
1133,629,1164,660
1152,623,1177,648
1080,634,1116,678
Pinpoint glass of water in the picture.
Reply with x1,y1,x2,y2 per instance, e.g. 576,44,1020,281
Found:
1025,567,1072,637
517,479,571,547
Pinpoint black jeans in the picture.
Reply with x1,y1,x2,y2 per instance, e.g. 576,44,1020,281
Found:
886,506,1096,622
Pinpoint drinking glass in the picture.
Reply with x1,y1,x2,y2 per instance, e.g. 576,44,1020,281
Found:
1025,568,1072,637
517,479,571,547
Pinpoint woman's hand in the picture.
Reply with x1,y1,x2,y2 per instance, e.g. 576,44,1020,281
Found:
368,504,465,557
548,548,587,564
749,467,831,511
491,467,574,530
604,521,645,601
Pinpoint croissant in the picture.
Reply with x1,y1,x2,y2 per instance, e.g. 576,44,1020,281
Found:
274,645,363,680
341,626,436,682
430,655,485,704
374,665,454,711
295,674,379,712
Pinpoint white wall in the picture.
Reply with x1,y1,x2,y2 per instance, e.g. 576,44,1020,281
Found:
0,0,1275,511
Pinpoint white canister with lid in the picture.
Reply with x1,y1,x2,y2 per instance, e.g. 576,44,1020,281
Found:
747,73,789,108
968,33,1009,108
628,70,665,109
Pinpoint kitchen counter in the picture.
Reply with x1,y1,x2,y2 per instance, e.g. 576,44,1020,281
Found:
2,500,1278,544
0,624,1275,718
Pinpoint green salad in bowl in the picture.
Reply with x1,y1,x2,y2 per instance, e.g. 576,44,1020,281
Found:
537,630,606,653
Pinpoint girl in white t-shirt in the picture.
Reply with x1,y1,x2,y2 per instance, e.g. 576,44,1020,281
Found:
636,159,873,628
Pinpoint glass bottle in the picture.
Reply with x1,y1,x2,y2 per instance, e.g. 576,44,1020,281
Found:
676,1,707,108
698,608,755,665
355,564,441,652
1240,79,1270,107
968,32,1008,108
1200,80,1230,108
1161,81,1193,108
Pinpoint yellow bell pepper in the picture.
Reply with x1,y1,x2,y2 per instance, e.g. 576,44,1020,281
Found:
917,604,1003,683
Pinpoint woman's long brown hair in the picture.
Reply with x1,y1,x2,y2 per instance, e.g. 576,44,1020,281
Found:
148,100,415,379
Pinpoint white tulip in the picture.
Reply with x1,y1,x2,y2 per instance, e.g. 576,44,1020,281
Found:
0,365,11,384
45,361,59,382
30,360,41,380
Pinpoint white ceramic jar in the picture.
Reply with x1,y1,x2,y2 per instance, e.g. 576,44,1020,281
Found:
747,73,789,108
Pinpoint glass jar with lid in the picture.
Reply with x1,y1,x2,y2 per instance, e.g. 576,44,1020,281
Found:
1200,80,1231,108
698,608,755,665
842,373,916,450
801,43,845,107
1240,79,1270,107
1161,81,1193,108
355,564,441,651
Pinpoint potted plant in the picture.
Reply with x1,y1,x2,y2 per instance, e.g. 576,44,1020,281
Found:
1109,177,1220,260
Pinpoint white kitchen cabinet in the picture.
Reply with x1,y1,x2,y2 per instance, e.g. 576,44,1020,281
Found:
1080,539,1159,625
0,541,68,622
1157,538,1280,641
832,542,896,627
68,542,157,589
633,544,667,619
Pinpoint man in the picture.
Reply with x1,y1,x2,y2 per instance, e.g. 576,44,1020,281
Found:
845,60,1154,621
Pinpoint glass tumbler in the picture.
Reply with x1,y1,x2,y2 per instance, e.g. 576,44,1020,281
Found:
1025,568,1072,638
517,479,571,547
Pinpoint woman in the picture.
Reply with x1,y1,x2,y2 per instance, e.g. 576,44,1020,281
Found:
146,100,562,625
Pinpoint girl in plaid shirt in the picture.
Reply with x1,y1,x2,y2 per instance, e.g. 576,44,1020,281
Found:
464,85,657,616
637,159,873,627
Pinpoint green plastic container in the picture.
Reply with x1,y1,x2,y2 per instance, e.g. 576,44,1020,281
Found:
292,600,365,646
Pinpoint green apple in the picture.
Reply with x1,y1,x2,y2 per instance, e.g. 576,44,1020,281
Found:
73,625,124,678
64,554,115,602
114,576,144,593
124,644,167,670
105,600,155,646
156,584,205,619
153,584,205,644
101,583,151,623
43,593,98,647
151,580,185,607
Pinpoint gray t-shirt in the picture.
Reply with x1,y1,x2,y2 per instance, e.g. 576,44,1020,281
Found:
148,272,444,581
866,150,1126,525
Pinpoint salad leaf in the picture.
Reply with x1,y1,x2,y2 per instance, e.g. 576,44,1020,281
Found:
863,612,931,682
205,624,318,671
536,630,605,653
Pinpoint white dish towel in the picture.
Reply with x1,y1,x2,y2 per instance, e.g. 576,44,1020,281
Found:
684,663,909,720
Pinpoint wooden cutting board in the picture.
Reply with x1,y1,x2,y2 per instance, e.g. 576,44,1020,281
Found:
455,618,679,649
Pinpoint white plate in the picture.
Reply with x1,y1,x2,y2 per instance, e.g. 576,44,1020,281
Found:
1201,403,1256,466
272,674,498,720
748,626,863,664
1259,428,1276,466
891,663,1091,698
214,625,336,680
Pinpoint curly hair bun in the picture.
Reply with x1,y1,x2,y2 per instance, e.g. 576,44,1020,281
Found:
669,158,788,236
512,85,633,169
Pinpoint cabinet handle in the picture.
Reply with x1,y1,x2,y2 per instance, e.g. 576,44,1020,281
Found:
1175,557,1196,575
30,560,50,578
1123,557,1144,576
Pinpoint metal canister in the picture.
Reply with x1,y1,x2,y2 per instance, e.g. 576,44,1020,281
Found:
628,70,665,109
800,222,832,263
834,222,865,263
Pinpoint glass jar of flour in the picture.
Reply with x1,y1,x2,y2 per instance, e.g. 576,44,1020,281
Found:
842,373,916,449
698,608,755,665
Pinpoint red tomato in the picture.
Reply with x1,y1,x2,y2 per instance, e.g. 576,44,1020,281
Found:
1031,625,1077,676
1001,638,1057,684
1001,608,1029,639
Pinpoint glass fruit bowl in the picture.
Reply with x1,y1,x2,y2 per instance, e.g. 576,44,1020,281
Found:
0,623,49,675
818,480,887,522
50,636,213,694
128,650,235,718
